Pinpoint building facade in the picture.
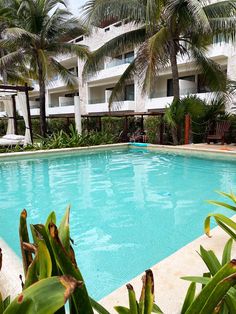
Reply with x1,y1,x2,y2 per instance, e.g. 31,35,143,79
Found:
2,21,236,118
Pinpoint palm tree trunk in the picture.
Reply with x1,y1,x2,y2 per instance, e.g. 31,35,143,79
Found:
37,58,47,137
169,40,180,100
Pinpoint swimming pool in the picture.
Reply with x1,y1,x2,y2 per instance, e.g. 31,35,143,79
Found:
0,147,235,299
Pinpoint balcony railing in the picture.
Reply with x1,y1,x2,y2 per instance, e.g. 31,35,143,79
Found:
89,98,106,104
106,56,134,69
29,101,40,109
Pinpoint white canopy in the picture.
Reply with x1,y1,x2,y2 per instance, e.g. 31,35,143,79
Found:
16,92,32,146
0,96,15,134
74,96,82,134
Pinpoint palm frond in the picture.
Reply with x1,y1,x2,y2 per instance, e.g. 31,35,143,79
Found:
83,27,146,79
108,59,137,109
82,0,146,26
49,57,78,88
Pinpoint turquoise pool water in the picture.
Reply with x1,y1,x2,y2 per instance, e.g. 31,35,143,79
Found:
0,148,236,299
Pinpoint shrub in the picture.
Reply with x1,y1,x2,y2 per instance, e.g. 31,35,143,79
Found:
144,116,161,144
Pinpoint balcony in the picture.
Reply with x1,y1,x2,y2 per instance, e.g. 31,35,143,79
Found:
29,100,40,116
87,62,131,83
105,56,134,69
86,100,135,113
146,92,215,110
47,97,75,115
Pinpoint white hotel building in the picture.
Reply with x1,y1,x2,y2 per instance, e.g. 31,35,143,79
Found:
2,21,236,118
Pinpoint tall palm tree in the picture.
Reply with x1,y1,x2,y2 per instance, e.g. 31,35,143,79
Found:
83,0,236,105
0,0,89,137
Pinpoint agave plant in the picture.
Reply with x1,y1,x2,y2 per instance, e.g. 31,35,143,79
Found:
204,191,236,240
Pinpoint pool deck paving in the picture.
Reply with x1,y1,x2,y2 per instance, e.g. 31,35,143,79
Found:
182,143,236,152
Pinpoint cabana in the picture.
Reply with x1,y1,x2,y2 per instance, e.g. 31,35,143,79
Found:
0,84,33,146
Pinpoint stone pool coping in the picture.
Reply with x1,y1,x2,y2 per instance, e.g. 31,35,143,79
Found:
100,217,236,314
0,142,236,161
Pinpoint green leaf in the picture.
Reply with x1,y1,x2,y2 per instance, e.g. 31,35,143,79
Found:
152,303,163,313
31,224,59,276
181,282,196,314
225,288,236,313
204,213,236,237
222,238,233,266
3,276,82,314
114,306,130,314
185,259,236,314
144,270,154,314
200,273,236,314
3,297,10,311
216,191,236,204
126,284,138,314
207,200,236,212
48,223,94,314
0,293,3,314
37,240,52,280
202,273,211,290
58,206,70,254
19,210,33,276
216,218,236,241
45,211,56,232
181,276,210,285
90,298,111,314
199,245,221,275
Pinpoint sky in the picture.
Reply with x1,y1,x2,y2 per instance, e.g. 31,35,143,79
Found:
68,0,86,16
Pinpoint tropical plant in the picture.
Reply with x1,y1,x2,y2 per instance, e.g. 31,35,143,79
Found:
144,116,161,144
82,0,234,106
181,239,236,314
0,0,30,84
0,0,89,137
205,191,236,241
115,270,163,314
0,207,111,314
164,95,206,144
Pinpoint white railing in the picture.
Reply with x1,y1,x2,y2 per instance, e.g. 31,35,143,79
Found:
87,100,135,113
29,100,40,109
59,97,74,107
146,92,215,110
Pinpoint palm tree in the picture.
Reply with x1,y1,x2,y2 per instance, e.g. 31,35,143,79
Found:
83,0,236,105
0,0,89,137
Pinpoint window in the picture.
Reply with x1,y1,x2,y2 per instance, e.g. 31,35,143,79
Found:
124,51,134,63
0,101,4,111
114,21,122,27
197,74,211,93
167,79,173,97
167,75,195,96
105,27,110,32
75,36,83,43
125,84,134,101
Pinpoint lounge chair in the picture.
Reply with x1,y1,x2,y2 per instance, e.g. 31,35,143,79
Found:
129,129,147,143
207,120,231,145
0,134,25,146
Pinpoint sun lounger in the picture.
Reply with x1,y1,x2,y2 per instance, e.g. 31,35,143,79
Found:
0,134,25,146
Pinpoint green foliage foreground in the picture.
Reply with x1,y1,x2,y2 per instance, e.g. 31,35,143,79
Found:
0,191,236,313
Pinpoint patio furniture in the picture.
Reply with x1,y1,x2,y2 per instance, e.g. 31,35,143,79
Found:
129,129,147,143
207,120,231,145
0,134,25,146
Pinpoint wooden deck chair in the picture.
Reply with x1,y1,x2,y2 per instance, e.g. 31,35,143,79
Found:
207,120,231,145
